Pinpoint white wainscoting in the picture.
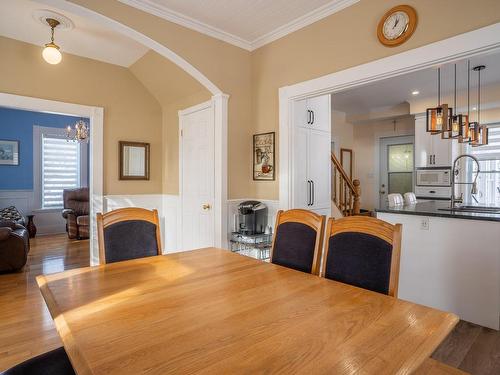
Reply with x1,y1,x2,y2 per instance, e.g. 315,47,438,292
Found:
103,194,180,254
0,190,66,235
227,199,280,236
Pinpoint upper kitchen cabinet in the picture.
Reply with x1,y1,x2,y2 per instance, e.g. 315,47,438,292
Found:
414,115,458,168
293,95,331,133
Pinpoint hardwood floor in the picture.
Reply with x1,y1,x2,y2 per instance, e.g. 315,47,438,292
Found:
0,234,89,371
0,234,498,374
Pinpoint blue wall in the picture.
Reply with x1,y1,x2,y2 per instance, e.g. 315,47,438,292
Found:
0,107,87,190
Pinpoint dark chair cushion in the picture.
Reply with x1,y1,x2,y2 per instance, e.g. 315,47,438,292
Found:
272,222,317,273
104,220,159,263
325,232,393,295
0,347,75,375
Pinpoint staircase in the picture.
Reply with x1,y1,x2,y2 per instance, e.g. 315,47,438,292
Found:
331,152,361,216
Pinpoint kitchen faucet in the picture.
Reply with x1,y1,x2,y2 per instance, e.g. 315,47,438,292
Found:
451,154,480,208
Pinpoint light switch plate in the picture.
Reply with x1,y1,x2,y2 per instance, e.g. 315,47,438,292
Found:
420,217,429,230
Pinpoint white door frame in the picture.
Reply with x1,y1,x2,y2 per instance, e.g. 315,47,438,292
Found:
279,22,500,210
179,94,229,249
0,92,104,265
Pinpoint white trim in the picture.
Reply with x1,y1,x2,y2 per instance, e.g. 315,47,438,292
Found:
0,92,104,265
118,0,359,51
252,0,359,50
279,22,500,210
36,0,222,95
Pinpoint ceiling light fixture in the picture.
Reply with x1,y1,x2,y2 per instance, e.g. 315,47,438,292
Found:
411,90,419,95
42,18,62,65
426,67,452,134
471,65,488,147
66,119,89,143
443,64,467,140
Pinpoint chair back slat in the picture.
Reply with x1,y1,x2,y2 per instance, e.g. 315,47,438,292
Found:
322,216,402,297
97,208,162,265
270,209,325,275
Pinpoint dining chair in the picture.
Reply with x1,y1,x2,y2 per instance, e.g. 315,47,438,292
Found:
321,216,402,297
96,207,162,265
270,209,326,275
1,347,75,375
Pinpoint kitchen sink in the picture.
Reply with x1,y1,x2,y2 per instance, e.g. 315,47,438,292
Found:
438,205,500,214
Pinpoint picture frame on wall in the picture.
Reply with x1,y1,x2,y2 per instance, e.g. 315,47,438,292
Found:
253,132,275,181
119,141,150,180
0,140,19,166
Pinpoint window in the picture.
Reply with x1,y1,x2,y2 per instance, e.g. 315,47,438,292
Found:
34,126,88,210
467,125,500,206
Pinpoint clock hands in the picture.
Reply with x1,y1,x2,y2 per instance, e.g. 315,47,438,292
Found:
393,17,399,29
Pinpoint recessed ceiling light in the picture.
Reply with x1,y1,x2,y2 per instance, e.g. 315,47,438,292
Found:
472,107,477,110
412,90,420,96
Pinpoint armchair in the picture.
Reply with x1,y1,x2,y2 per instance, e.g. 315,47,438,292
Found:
0,220,30,273
62,188,89,240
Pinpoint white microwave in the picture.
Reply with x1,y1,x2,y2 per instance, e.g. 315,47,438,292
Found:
416,168,451,187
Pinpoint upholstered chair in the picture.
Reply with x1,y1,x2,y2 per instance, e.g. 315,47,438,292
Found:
97,207,162,265
321,216,402,297
61,188,89,240
0,347,75,375
270,209,326,275
0,220,29,273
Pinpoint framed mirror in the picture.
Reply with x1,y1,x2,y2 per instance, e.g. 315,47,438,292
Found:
340,148,353,180
119,141,150,180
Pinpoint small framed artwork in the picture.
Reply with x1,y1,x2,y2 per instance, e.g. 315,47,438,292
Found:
340,148,353,179
253,132,275,181
119,141,150,180
0,140,19,166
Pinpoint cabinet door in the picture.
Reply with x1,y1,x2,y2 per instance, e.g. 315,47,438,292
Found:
431,134,453,167
293,98,310,129
414,116,432,167
307,95,330,133
292,127,310,209
308,129,331,210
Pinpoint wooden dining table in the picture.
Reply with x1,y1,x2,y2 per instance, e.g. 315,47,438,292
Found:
37,248,458,375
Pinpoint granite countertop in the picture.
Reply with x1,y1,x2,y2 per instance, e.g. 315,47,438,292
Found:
376,200,500,222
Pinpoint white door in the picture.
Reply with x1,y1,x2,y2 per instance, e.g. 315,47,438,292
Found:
180,103,215,251
379,136,415,208
307,95,331,133
414,116,431,168
431,133,452,167
293,98,310,129
292,126,310,208
308,129,331,210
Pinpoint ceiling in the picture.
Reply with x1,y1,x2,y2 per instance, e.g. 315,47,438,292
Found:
332,51,500,116
120,0,359,50
0,0,149,67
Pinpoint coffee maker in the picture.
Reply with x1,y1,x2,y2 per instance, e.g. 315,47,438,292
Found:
237,201,268,235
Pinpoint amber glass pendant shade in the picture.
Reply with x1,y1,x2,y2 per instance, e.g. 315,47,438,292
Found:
458,115,471,143
443,114,466,139
471,125,488,147
468,122,479,145
426,104,451,134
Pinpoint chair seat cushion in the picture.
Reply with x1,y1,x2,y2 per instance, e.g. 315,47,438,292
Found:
76,215,89,226
325,232,393,295
0,347,75,375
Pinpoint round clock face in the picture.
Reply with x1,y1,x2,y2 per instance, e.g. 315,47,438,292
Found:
383,11,409,40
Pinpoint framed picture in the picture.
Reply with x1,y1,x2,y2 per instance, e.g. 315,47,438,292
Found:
253,132,275,181
0,140,19,166
119,141,150,180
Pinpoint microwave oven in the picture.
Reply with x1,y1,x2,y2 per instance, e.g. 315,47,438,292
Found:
416,167,452,187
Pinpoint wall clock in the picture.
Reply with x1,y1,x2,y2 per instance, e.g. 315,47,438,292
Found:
377,5,417,47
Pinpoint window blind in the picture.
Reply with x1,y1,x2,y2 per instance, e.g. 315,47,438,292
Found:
42,136,80,209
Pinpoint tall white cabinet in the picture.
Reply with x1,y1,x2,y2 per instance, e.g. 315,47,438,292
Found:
415,114,458,167
291,95,331,215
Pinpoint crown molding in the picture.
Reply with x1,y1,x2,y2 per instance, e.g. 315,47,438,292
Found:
250,0,359,50
118,0,252,50
119,0,359,51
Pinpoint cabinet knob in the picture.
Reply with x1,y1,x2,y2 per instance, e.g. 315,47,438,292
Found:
202,203,211,210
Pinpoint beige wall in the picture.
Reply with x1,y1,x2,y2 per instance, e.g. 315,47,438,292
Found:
129,51,211,194
0,36,162,195
331,110,354,158
13,0,500,200
353,117,415,210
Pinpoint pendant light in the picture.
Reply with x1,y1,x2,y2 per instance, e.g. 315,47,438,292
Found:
443,64,467,139
426,67,452,133
42,18,62,65
471,65,489,147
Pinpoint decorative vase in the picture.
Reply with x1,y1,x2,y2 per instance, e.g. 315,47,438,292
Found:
26,215,37,238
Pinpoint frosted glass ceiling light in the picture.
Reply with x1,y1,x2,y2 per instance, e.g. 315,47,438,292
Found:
42,18,62,65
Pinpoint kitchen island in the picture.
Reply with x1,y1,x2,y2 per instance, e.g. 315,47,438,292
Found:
376,201,500,330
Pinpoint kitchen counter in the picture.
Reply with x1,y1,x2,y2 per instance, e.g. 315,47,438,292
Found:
376,200,500,222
